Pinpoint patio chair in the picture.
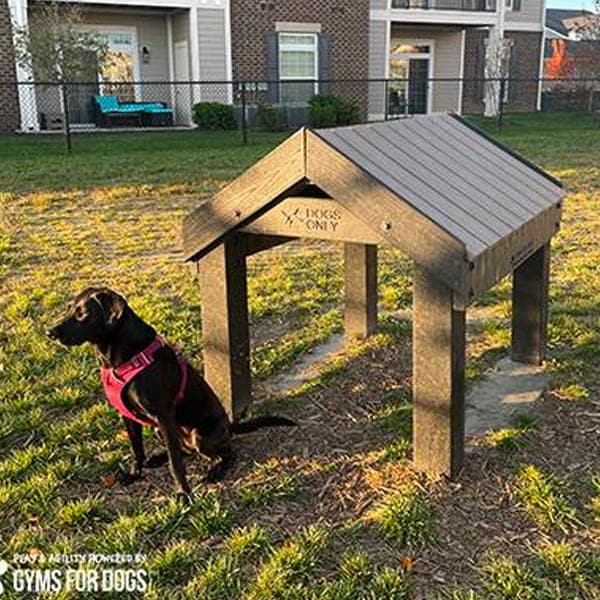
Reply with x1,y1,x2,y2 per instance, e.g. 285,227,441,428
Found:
94,95,174,128
94,95,143,128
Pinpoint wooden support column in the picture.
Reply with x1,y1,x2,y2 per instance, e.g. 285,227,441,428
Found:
344,243,377,340
511,243,550,365
413,266,466,478
198,234,251,420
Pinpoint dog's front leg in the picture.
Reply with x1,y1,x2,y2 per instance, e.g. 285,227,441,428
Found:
118,417,145,485
157,416,193,503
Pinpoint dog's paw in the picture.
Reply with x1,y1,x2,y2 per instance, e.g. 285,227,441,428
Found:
117,463,141,486
144,452,169,469
204,462,229,484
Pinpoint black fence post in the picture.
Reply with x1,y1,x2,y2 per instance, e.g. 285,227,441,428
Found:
384,79,389,121
60,83,72,154
240,81,248,145
498,78,506,130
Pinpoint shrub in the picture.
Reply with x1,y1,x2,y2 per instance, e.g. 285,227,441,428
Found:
256,103,287,132
192,102,237,130
309,95,360,128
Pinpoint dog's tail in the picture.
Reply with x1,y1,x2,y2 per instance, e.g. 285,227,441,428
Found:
230,415,297,435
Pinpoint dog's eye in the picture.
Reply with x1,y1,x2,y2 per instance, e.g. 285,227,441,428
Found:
74,308,86,321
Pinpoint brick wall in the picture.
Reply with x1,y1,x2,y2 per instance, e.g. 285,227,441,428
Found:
0,0,20,132
505,31,542,112
462,28,542,114
462,28,487,114
230,0,370,109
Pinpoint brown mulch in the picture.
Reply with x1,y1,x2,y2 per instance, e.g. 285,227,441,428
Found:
109,333,600,594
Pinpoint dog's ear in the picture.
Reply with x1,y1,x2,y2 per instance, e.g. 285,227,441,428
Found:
94,290,127,329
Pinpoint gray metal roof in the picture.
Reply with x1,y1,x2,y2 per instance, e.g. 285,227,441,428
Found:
183,114,564,300
314,113,564,259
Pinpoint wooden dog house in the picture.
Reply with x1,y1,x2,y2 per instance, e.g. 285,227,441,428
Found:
182,114,565,477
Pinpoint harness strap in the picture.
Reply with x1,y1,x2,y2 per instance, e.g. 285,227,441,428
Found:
101,336,188,427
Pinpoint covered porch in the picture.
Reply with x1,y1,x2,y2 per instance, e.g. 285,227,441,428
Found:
12,0,230,131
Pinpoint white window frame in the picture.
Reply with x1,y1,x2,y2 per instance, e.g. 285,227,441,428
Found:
278,32,319,103
387,38,435,114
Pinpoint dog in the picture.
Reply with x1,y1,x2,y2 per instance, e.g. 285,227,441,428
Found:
46,287,295,502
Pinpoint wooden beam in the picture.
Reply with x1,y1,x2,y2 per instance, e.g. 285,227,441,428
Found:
511,242,550,365
344,243,377,340
242,196,382,245
183,129,306,262
198,234,251,420
241,233,295,257
305,130,468,296
468,204,560,300
413,266,466,478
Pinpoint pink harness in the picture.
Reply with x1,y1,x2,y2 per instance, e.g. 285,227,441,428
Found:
100,337,188,427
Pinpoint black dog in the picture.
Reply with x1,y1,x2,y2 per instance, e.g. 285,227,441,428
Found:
47,287,295,501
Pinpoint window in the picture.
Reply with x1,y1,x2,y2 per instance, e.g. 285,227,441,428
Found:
278,33,318,104
505,0,521,11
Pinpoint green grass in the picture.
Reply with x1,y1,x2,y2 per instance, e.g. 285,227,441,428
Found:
513,465,580,532
482,413,539,452
1,114,600,597
368,483,436,548
479,540,600,600
0,129,286,193
239,460,303,507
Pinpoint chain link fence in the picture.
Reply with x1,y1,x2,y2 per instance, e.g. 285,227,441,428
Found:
1,77,599,152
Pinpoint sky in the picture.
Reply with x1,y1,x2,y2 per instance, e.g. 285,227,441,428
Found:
546,0,596,11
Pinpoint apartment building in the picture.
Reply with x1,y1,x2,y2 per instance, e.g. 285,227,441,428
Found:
0,0,546,131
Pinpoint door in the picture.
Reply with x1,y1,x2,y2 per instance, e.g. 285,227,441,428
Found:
98,30,140,102
388,41,433,116
408,59,429,114
174,41,192,125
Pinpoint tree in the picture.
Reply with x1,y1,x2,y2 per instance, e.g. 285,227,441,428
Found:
578,0,599,40
544,39,575,80
483,32,512,118
483,0,512,119
12,3,109,83
572,1,600,113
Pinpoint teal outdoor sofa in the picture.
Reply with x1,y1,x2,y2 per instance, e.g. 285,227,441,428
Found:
94,95,174,128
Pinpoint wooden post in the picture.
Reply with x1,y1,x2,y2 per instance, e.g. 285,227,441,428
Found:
413,266,466,478
344,243,377,340
511,243,550,365
198,234,251,420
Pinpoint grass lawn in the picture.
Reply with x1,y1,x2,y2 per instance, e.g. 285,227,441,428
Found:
1,112,599,599
0,130,286,193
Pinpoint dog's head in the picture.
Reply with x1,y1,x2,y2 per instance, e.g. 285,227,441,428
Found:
46,287,127,346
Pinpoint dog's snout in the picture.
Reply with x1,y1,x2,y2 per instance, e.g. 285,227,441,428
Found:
46,327,59,340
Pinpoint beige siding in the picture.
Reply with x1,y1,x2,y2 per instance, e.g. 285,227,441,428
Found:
197,8,228,102
505,0,544,26
368,19,387,118
391,26,463,112
432,30,463,112
370,0,389,9
172,10,190,90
